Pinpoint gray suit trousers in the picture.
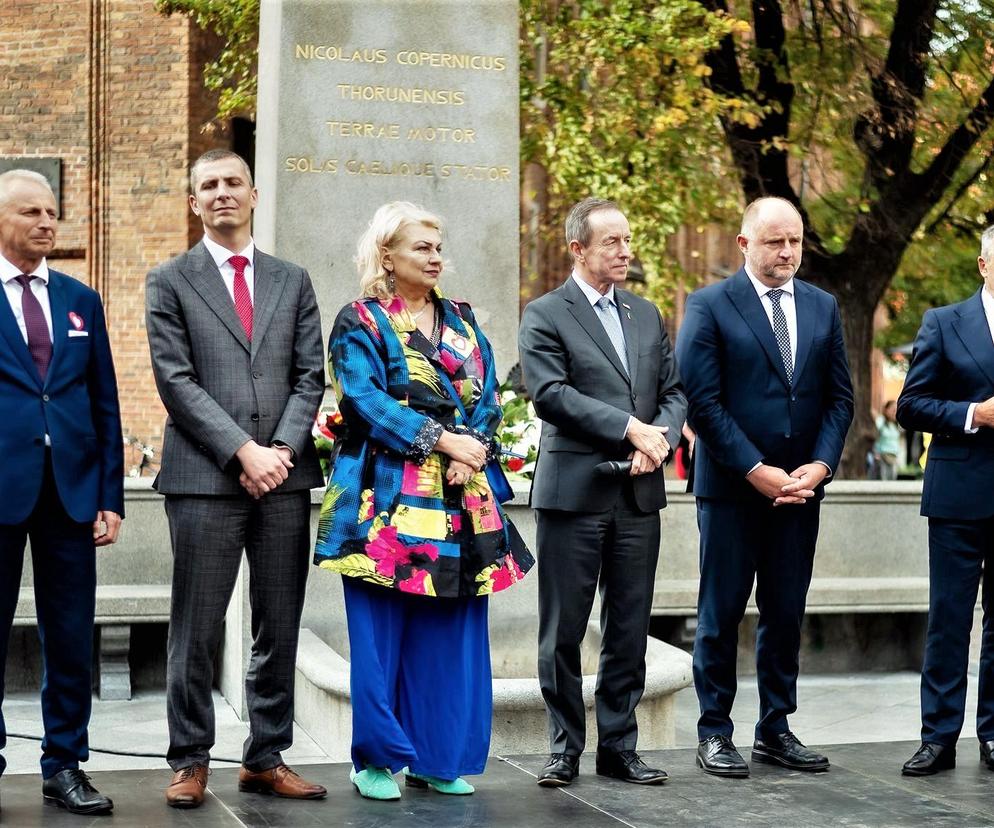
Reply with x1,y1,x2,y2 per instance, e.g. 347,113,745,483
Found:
164,490,311,771
537,486,661,755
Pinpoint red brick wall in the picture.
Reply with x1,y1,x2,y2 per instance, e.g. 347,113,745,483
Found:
1,1,227,461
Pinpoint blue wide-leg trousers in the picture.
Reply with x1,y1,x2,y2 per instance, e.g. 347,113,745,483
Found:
343,577,492,779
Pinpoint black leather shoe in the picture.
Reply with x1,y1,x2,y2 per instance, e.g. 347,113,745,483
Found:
596,748,668,784
697,735,749,778
537,753,580,787
980,740,994,770
42,768,114,815
902,742,955,776
752,731,829,772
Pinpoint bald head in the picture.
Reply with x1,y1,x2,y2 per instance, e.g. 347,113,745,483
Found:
740,197,803,237
737,197,804,289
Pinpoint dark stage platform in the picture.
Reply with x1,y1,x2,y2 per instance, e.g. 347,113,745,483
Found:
1,742,992,827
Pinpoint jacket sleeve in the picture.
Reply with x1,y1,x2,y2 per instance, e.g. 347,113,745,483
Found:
270,269,326,455
330,304,442,461
145,266,252,468
896,308,972,435
674,291,765,476
649,306,688,448
86,293,125,515
518,300,632,444
811,296,855,473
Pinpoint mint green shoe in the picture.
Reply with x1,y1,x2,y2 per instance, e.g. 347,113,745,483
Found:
350,766,401,800
403,768,475,795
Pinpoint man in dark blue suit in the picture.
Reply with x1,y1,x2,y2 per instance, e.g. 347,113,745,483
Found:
675,197,853,778
897,226,994,776
0,169,123,814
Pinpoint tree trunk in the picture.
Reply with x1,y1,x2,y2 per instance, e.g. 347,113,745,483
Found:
834,292,877,479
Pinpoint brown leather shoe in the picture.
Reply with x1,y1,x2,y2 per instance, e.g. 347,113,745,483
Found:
238,764,327,799
165,763,208,808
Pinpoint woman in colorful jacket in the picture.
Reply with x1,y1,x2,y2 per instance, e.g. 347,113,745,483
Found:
314,201,534,801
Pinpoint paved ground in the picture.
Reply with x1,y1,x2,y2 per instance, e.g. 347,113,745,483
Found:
2,668,990,826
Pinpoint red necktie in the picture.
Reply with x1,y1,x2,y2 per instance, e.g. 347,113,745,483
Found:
14,274,53,381
229,255,253,341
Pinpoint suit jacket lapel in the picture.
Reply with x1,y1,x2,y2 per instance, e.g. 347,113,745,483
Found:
952,289,994,387
563,277,630,384
617,289,639,382
0,279,42,388
45,273,68,387
727,269,790,389
249,251,288,359
179,242,250,354
791,280,815,384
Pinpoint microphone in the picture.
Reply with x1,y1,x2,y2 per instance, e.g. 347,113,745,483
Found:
594,460,633,476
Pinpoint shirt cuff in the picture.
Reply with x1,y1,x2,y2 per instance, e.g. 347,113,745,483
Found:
408,419,444,465
814,460,833,478
271,440,295,460
623,415,635,441
746,461,762,477
966,402,979,434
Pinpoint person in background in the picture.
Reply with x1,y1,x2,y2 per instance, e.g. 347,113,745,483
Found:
146,150,326,808
897,224,994,776
676,196,853,779
519,197,686,788
872,400,901,480
0,169,123,815
314,201,533,801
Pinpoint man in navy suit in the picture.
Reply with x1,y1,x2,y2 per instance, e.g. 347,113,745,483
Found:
0,169,123,814
897,226,994,776
675,197,853,778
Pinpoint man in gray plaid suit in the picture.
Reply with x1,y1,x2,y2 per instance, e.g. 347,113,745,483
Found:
146,150,326,808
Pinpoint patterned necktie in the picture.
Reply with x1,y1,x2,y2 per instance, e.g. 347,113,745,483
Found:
595,296,629,375
14,274,53,381
229,255,253,341
766,288,793,384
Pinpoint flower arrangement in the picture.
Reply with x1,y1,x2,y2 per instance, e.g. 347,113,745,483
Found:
313,409,345,480
497,383,539,479
123,435,157,478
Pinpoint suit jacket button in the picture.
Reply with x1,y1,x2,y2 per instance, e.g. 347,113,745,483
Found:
253,371,262,379
42,394,50,402
250,413,260,422
784,432,791,438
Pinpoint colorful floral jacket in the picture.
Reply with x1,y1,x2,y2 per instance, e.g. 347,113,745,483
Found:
313,293,534,598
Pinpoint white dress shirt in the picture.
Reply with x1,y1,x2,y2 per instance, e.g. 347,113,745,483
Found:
0,253,54,343
202,235,255,303
746,266,797,365
965,285,994,432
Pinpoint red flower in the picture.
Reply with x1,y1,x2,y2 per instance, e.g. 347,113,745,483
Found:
506,457,525,472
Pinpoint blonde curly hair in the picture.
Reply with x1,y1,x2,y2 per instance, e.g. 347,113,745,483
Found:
356,201,443,300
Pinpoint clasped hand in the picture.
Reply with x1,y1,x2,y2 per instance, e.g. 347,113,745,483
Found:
626,420,670,474
237,441,294,499
747,462,827,506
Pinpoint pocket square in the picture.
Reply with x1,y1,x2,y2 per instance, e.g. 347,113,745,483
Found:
68,330,89,338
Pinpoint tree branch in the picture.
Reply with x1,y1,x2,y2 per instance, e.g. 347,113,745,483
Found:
854,0,939,186
916,75,994,200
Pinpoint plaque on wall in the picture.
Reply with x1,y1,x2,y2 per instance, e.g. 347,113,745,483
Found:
0,157,62,217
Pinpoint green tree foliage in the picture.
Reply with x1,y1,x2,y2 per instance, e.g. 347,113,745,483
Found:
698,0,994,474
519,0,751,301
156,0,259,120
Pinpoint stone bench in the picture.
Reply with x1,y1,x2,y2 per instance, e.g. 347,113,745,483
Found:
653,480,931,616
14,479,173,700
